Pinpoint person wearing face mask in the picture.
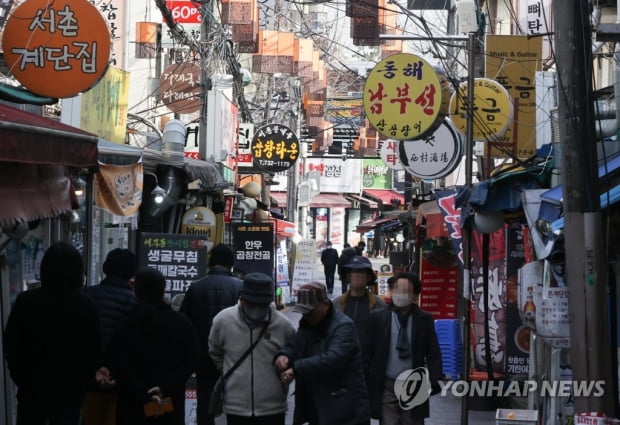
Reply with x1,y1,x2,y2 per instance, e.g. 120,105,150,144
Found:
334,256,386,351
363,272,443,425
275,282,370,425
208,273,295,425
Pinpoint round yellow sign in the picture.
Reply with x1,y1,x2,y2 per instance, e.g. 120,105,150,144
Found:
449,78,513,142
364,53,448,141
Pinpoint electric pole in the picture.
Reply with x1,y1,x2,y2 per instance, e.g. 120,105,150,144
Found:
554,0,614,415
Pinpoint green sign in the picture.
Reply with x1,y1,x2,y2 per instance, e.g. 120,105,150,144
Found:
362,158,392,189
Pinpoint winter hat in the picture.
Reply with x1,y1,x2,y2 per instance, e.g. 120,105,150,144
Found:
343,255,373,271
241,272,274,304
293,282,329,314
208,244,235,268
103,248,136,279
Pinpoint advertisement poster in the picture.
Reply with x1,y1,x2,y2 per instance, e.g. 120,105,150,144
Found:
138,233,209,307
419,254,458,320
276,240,290,286
231,222,274,278
292,239,317,294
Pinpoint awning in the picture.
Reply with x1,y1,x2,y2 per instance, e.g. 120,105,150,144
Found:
98,139,142,165
345,193,379,208
0,103,98,167
142,148,223,190
356,217,398,233
274,218,296,237
271,191,287,207
310,193,352,208
363,189,405,206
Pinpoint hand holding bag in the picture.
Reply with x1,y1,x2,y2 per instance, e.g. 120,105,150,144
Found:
208,322,269,417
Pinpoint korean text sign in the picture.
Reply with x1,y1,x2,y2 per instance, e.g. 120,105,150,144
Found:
232,222,275,277
139,233,209,305
2,0,111,98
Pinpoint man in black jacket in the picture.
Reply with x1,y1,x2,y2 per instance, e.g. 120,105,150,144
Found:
180,244,242,425
275,282,370,425
4,242,102,425
83,248,138,425
320,241,339,294
364,272,443,425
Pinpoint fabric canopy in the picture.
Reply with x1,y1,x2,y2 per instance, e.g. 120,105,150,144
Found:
345,193,378,208
363,189,405,206
309,193,352,208
0,103,98,167
356,217,397,233
416,200,449,238
274,219,296,237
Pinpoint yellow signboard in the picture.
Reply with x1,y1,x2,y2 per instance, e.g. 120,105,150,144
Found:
80,67,130,144
449,78,513,142
364,53,448,141
180,207,217,242
485,35,542,158
95,162,143,216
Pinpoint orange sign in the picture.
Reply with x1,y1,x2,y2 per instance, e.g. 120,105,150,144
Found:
2,0,111,98
94,162,143,216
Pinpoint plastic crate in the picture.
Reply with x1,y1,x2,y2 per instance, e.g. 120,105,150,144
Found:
495,409,537,425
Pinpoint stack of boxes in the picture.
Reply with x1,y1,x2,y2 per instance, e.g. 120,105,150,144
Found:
434,319,463,380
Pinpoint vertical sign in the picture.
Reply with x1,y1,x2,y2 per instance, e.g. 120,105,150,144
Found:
291,239,317,293
90,0,126,69
237,122,254,167
485,35,542,158
231,222,274,277
139,233,209,306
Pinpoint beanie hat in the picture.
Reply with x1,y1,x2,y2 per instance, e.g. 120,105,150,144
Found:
208,244,235,268
293,282,329,314
241,272,274,304
103,248,136,279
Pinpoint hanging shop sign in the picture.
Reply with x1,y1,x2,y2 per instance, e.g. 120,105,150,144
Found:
363,53,450,141
251,123,299,172
449,78,513,142
398,119,463,180
2,0,111,98
94,162,143,216
237,122,255,167
139,233,209,306
180,206,217,244
159,62,202,114
231,222,275,277
379,139,404,171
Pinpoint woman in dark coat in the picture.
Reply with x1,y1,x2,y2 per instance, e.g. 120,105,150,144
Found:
112,267,198,425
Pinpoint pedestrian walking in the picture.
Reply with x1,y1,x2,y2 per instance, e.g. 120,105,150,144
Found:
355,241,366,256
275,282,370,425
4,241,102,425
83,248,139,425
209,273,295,425
334,256,385,350
180,243,243,425
111,267,198,425
338,243,356,293
364,272,443,425
320,241,339,294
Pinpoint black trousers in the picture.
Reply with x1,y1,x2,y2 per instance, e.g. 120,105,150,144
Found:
324,264,337,292
196,371,219,425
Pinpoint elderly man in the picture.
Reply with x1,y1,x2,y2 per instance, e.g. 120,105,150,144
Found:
275,282,370,425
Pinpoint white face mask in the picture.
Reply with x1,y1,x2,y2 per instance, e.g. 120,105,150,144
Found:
391,293,413,307
242,304,269,323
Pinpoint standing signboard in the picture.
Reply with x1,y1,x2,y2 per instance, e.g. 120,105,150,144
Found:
291,239,317,295
231,222,274,277
138,233,209,308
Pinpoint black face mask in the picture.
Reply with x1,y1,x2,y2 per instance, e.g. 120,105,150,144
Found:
242,304,269,324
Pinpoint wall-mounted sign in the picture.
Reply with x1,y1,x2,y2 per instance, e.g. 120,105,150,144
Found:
180,207,217,246
364,53,449,141
251,124,299,172
2,0,111,98
399,119,463,180
165,1,202,23
449,78,513,142
159,62,201,114
237,122,254,167
379,139,404,171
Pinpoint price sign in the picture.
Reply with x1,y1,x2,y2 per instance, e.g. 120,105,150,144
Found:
165,1,202,23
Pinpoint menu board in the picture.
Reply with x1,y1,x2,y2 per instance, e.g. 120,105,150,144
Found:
231,222,275,278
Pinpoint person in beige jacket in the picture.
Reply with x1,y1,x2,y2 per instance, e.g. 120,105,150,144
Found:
209,273,295,425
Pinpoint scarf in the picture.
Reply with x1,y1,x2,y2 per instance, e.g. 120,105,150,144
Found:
395,311,411,359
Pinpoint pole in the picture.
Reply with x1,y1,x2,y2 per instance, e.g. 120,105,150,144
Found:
459,31,476,425
554,0,614,416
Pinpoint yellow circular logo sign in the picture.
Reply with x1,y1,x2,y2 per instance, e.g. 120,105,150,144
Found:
364,53,448,141
449,78,513,142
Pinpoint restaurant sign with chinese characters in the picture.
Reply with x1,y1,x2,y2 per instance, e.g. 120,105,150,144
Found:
399,119,463,180
449,78,513,142
232,222,275,277
363,53,449,141
138,233,209,306
2,0,111,98
251,124,299,173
